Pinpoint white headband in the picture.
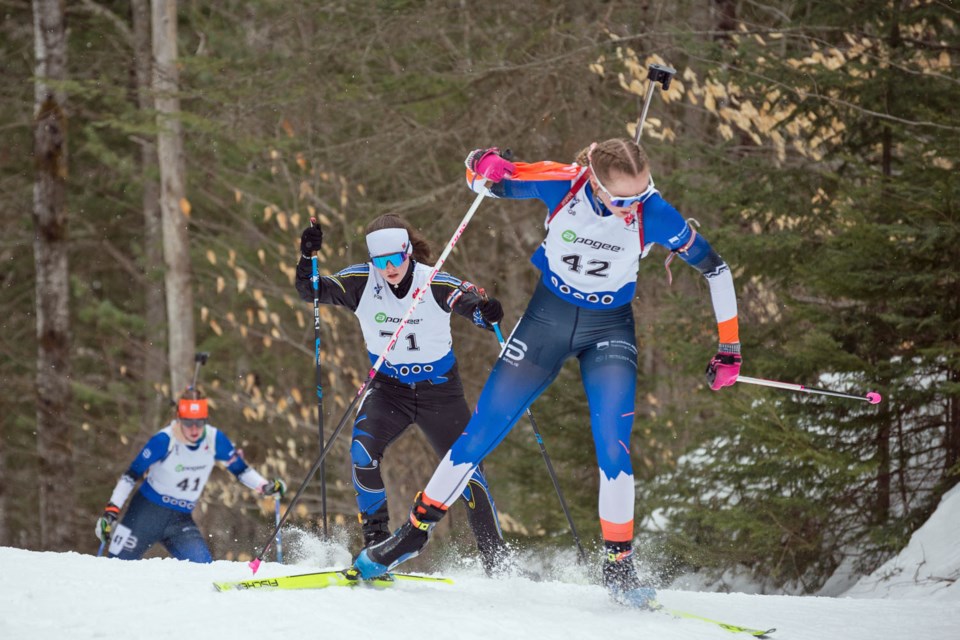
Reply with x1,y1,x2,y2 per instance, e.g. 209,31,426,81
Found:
366,228,411,257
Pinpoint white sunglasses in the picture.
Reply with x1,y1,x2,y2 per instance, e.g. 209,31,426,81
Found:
590,166,657,207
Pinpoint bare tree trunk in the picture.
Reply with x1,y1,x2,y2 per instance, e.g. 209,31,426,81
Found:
0,443,6,544
32,0,74,551
152,0,195,394
133,0,167,428
874,3,903,524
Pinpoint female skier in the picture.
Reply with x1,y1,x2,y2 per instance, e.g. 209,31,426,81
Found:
95,388,286,562
354,139,742,607
295,213,507,573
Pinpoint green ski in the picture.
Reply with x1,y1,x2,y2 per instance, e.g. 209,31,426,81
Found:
213,569,452,592
652,602,776,638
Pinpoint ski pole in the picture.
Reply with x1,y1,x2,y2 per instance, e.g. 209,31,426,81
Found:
308,218,328,537
274,495,283,564
737,375,882,404
491,322,587,564
190,351,209,389
248,188,490,574
634,63,676,144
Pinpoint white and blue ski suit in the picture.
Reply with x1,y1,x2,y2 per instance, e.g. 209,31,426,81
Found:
105,424,271,562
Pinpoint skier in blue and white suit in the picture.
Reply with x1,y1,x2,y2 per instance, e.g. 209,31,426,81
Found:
356,139,743,608
94,389,286,562
294,213,508,573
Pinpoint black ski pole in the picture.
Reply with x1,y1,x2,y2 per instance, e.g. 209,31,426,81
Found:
308,217,328,537
191,352,209,389
491,322,587,564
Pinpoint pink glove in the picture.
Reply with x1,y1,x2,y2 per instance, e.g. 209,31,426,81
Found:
706,349,741,390
465,148,516,183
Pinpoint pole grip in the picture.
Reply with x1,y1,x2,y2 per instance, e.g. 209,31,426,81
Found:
634,62,676,144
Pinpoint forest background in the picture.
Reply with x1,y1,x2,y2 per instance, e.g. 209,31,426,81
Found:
3,0,957,595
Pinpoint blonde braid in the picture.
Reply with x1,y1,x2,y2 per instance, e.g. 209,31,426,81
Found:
575,138,649,183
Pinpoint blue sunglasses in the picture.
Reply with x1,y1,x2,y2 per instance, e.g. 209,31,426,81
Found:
371,251,408,270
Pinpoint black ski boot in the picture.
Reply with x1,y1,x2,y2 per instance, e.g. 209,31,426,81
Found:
353,492,446,579
602,541,657,609
479,538,511,577
359,507,391,547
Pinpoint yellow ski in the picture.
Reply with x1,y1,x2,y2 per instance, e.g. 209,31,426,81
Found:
213,569,452,592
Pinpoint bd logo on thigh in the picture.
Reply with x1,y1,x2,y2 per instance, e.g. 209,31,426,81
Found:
108,523,138,555
503,338,527,364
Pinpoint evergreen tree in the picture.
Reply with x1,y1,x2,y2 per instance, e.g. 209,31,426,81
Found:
604,0,960,589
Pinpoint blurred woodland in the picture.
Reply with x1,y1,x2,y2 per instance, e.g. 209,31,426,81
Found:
2,0,958,592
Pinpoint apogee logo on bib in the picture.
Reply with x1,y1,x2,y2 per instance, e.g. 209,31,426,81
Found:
560,230,622,252
374,312,420,324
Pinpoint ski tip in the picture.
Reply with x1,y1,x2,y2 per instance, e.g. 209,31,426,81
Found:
212,582,231,592
248,558,262,574
866,392,882,405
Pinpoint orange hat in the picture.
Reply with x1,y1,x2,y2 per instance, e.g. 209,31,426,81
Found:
178,398,208,420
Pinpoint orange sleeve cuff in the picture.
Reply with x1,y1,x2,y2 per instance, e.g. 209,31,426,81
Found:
718,316,740,344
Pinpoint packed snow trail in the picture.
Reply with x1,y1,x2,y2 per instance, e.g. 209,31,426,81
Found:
3,545,957,640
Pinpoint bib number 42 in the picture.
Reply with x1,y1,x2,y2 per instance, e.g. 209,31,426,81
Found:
561,254,610,277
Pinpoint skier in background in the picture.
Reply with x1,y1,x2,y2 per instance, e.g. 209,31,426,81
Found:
354,139,742,607
295,213,509,574
95,388,286,562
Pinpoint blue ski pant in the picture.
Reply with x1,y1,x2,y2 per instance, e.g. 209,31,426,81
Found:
107,491,212,562
423,281,639,541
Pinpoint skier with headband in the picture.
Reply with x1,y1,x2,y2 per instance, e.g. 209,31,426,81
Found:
353,139,742,607
295,213,509,574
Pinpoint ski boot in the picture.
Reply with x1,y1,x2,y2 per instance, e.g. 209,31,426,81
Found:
602,541,657,609
353,492,446,579
359,507,391,547
479,538,511,577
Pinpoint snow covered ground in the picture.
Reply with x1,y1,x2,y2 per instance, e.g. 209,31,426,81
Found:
4,486,958,639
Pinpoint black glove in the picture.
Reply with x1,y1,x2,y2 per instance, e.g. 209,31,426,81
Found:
95,503,120,544
261,478,287,498
477,297,504,325
300,225,324,259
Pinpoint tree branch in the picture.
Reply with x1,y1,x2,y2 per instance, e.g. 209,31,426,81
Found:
75,0,133,48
